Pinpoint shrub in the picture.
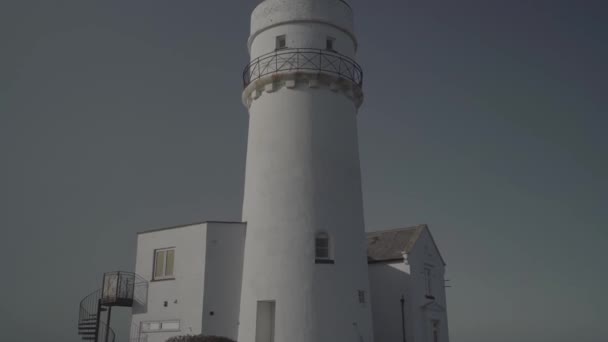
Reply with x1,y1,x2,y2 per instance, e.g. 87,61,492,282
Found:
166,335,236,342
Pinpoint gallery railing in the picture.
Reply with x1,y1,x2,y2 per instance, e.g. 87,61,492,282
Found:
243,48,363,88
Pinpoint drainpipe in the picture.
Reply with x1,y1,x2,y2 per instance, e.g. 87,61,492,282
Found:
400,295,407,342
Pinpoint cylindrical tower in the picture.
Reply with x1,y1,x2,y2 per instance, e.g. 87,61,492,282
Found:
239,1,372,342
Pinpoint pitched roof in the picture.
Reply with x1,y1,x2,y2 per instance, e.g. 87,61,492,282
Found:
366,225,427,263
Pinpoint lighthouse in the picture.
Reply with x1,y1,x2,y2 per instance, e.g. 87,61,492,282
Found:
239,1,373,341
117,1,451,342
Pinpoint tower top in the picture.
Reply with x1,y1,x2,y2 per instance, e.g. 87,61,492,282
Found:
249,0,356,51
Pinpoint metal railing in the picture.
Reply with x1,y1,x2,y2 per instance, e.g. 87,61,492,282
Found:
243,48,363,88
101,271,148,307
78,289,116,342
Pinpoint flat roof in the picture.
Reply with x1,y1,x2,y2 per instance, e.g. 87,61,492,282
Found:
137,220,245,235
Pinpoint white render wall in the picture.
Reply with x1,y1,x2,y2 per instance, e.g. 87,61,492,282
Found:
368,229,449,342
131,222,246,342
239,1,373,342
201,222,246,341
249,0,356,52
131,224,207,342
368,261,414,342
407,230,449,342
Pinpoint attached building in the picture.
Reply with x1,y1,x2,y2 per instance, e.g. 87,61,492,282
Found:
130,223,449,342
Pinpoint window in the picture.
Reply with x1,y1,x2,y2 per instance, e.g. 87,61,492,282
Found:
276,35,286,50
432,320,440,342
153,248,175,280
315,232,333,263
424,268,432,297
141,320,180,333
326,36,336,51
358,290,366,304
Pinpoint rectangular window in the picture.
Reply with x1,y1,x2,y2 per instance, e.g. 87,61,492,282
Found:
276,35,286,50
358,290,366,304
316,238,329,259
153,248,175,280
326,37,335,51
424,268,432,296
256,301,276,342
161,321,180,331
141,321,180,333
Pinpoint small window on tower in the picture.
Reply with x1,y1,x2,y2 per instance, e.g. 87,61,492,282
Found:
276,35,287,50
326,37,336,51
315,232,333,264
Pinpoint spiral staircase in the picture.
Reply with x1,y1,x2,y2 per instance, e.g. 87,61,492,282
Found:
78,271,148,342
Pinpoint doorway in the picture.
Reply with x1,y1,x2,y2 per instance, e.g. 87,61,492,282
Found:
255,301,276,342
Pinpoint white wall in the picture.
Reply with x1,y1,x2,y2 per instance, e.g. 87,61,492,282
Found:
407,229,449,342
201,222,246,341
368,261,414,342
131,222,247,342
131,224,207,342
239,1,374,342
368,228,449,342
250,22,356,60
249,0,356,53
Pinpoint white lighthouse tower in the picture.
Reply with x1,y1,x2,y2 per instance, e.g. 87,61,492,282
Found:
239,1,372,342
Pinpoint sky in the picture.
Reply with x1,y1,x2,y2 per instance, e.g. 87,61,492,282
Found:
1,1,607,342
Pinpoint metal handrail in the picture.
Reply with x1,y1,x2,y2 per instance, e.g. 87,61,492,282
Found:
243,48,363,88
78,289,116,342
102,271,148,306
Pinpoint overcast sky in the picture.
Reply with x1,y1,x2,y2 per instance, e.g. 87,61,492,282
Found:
1,1,607,342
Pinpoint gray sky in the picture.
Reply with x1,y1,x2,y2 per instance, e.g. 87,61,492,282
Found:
1,1,606,342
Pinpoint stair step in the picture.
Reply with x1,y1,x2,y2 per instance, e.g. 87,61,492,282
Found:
79,328,96,332
78,331,96,335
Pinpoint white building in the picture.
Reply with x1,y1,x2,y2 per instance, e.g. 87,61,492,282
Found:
131,223,449,342
77,1,450,342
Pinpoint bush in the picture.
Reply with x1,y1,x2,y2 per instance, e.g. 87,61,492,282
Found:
166,335,236,342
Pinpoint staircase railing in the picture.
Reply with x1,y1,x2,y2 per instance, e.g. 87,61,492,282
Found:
79,272,148,342
78,289,116,342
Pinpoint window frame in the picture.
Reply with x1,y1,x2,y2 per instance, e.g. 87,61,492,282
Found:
152,247,176,281
315,232,334,264
424,267,433,298
357,290,366,304
141,320,181,333
326,36,336,51
275,35,287,50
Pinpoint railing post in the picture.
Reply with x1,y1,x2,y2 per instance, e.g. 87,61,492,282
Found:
319,50,322,72
105,306,112,342
95,299,102,342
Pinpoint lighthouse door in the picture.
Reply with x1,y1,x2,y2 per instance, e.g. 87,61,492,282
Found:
255,301,275,342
